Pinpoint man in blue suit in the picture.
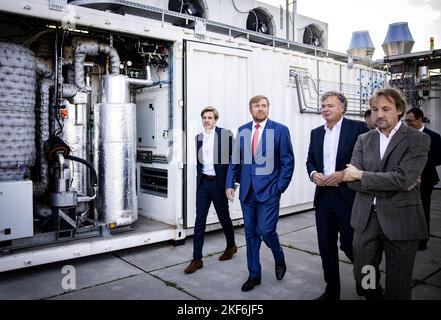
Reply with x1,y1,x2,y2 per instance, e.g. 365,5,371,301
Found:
306,91,369,300
184,106,237,274
226,95,294,292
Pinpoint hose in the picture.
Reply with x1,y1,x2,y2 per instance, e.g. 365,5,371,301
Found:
64,154,97,187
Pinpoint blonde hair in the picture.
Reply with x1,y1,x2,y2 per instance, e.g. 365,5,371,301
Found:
200,106,219,119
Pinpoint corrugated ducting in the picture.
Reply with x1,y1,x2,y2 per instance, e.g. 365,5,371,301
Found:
0,43,37,180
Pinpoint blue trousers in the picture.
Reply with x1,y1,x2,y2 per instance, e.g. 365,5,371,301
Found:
241,188,284,279
193,177,235,259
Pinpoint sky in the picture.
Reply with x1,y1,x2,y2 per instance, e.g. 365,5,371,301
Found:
260,0,441,59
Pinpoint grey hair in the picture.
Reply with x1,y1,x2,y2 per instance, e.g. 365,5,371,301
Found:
320,91,348,112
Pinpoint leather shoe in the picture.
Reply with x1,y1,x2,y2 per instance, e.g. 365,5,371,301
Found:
241,277,261,292
184,259,203,274
275,261,286,280
219,244,237,261
315,291,340,301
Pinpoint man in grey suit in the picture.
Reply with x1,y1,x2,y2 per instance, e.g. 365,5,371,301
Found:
343,88,430,300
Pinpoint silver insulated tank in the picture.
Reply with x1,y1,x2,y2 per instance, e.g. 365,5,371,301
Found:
94,75,137,227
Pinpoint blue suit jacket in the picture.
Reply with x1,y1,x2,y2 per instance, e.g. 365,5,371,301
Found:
226,119,295,202
196,126,234,191
306,117,369,207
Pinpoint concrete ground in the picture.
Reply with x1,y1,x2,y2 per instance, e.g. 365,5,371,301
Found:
0,191,440,300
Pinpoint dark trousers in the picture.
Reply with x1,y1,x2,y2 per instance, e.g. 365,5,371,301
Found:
315,187,354,296
353,207,419,300
420,182,434,243
241,187,284,279
193,176,235,259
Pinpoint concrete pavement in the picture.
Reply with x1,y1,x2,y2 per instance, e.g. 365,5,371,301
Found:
0,191,440,300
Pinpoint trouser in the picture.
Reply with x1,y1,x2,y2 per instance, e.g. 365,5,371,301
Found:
420,182,434,244
193,176,235,259
353,206,419,300
315,187,354,296
241,187,284,279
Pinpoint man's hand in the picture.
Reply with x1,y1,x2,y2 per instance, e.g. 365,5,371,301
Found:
407,176,421,191
226,188,235,202
325,171,344,186
312,172,326,186
343,164,363,182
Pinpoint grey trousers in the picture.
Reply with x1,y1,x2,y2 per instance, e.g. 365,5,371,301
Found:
353,207,419,300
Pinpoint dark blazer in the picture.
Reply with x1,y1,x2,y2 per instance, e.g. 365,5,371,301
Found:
196,126,234,191
422,127,441,186
226,119,294,202
348,124,430,240
306,117,369,207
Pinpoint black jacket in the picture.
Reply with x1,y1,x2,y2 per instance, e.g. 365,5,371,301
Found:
422,127,441,186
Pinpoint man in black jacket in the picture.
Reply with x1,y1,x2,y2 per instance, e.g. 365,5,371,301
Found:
184,106,237,274
306,91,369,300
405,107,441,250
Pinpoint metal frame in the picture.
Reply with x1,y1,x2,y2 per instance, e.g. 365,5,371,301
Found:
69,0,349,61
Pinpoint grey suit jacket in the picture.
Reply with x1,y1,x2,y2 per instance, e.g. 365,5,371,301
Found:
348,123,430,240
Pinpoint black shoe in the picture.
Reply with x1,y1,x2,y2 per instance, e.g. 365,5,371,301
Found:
241,277,261,292
418,241,427,251
315,291,340,301
275,261,286,280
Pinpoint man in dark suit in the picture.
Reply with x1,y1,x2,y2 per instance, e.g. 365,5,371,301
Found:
184,106,237,274
364,109,376,130
226,95,294,292
306,91,369,300
344,88,430,300
405,107,441,250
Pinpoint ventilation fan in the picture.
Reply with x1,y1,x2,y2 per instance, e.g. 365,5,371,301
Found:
246,8,274,35
303,24,325,48
168,0,205,19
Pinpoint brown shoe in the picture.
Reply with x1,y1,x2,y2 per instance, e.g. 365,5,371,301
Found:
184,259,203,274
219,244,237,261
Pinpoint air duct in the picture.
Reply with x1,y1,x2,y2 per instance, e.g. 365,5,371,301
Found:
382,22,414,56
73,39,121,90
347,30,375,60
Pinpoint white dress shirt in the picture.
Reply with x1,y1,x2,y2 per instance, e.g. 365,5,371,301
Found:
202,126,216,176
323,117,343,176
373,120,402,204
418,124,425,132
377,120,402,160
251,119,268,145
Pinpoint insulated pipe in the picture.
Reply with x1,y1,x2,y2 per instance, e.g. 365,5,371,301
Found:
73,39,121,90
33,78,53,196
36,58,52,78
127,77,154,87
62,84,78,98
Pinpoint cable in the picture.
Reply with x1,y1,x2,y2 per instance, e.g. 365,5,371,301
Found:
232,0,250,13
64,155,98,187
